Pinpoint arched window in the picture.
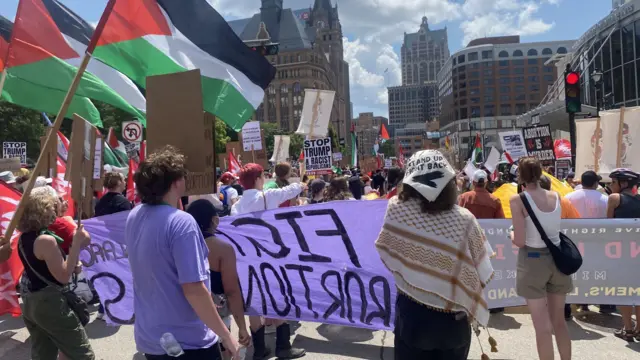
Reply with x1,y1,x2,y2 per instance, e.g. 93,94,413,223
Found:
293,82,302,107
499,51,509,58
513,50,523,57
527,49,538,56
542,48,552,55
557,47,567,54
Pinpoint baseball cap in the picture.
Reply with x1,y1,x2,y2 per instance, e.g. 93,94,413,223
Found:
0,171,16,184
220,172,237,184
581,170,602,187
473,169,488,183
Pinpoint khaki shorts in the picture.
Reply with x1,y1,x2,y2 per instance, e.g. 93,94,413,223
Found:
516,246,573,299
21,286,95,360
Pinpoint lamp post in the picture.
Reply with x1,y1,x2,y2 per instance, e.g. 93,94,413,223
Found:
591,69,603,117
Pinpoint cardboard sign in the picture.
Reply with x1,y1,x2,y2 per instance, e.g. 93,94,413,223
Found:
39,128,58,178
3,142,27,165
65,115,102,217
523,125,555,161
146,70,214,196
226,139,268,169
241,121,262,151
0,158,21,172
304,137,332,175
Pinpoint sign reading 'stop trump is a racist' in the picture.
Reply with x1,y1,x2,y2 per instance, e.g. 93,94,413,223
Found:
81,201,640,329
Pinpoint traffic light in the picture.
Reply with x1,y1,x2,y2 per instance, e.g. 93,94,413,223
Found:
250,44,279,56
565,70,582,113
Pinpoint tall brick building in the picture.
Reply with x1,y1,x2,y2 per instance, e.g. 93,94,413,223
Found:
229,0,352,153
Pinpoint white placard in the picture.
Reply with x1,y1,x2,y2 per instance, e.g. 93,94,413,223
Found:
498,130,527,160
295,89,335,137
3,142,27,165
241,121,263,151
332,152,342,161
304,137,332,175
122,121,143,143
93,139,102,180
384,158,392,169
484,147,501,173
269,135,290,163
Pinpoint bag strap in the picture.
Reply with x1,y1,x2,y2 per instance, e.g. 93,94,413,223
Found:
518,192,555,248
18,236,63,291
261,191,267,210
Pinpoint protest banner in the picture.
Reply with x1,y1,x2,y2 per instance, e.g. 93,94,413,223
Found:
523,125,555,162
0,158,21,172
296,89,335,137
304,137,332,175
82,202,640,329
241,121,263,152
2,142,27,165
146,70,215,196
270,135,290,164
65,115,101,218
498,130,527,160
40,129,59,178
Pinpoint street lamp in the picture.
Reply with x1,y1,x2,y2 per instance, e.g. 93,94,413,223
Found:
591,69,603,117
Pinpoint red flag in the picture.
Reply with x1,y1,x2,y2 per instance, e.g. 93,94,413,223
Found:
126,158,139,203
0,181,24,317
139,140,146,163
228,152,242,174
51,131,74,217
397,143,405,168
504,151,514,164
379,123,390,140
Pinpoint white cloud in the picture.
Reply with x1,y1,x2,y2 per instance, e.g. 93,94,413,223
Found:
210,0,558,117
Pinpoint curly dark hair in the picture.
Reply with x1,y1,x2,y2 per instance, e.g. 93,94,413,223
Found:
398,179,458,213
324,176,352,201
134,145,187,205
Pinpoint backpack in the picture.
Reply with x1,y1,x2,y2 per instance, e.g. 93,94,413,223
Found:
218,186,232,216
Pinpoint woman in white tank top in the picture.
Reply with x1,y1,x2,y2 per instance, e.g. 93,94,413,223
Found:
509,157,572,360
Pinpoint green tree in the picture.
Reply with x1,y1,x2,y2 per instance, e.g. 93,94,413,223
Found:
260,122,304,160
379,140,396,157
214,118,229,154
0,102,45,161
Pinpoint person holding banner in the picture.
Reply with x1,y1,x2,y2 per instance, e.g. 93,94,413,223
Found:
606,168,640,342
375,150,495,360
510,157,572,360
17,187,95,360
127,146,239,360
263,163,298,208
232,163,306,359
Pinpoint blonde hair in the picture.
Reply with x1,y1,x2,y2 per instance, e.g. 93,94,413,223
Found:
104,171,125,190
18,187,59,233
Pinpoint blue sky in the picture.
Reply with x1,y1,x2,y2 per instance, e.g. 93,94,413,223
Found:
0,1,615,119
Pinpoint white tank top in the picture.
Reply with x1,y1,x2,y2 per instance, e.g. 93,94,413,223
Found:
523,192,562,248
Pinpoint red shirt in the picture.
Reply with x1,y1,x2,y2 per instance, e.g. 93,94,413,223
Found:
48,216,77,254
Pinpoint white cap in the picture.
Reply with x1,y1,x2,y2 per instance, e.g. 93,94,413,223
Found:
402,150,456,202
0,171,16,184
34,176,52,188
473,170,488,183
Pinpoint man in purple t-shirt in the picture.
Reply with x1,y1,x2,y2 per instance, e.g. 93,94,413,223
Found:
126,146,240,359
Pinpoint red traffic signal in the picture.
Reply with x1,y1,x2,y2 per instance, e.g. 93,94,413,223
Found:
566,72,579,85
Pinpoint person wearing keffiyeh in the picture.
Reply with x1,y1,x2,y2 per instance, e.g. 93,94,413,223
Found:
375,150,496,360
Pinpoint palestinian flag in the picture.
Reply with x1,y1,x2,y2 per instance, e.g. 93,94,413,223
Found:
93,0,276,131
5,0,146,126
106,128,129,165
472,133,483,163
350,123,358,167
0,15,101,123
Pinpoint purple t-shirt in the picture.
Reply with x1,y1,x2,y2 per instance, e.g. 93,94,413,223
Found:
125,204,217,355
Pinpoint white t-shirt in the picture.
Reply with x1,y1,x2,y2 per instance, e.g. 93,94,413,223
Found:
565,189,608,219
218,186,239,206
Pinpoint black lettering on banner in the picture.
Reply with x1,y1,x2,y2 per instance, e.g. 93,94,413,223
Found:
215,229,246,257
89,272,135,325
80,241,128,267
304,209,361,268
275,211,332,263
366,276,392,327
320,270,345,320
344,271,367,324
231,218,291,258
285,264,318,319
244,265,267,314
260,263,291,317
279,266,301,317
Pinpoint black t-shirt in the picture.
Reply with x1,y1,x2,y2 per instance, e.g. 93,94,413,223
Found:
94,192,133,217
372,173,385,190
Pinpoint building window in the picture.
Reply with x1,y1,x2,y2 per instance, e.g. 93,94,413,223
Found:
499,77,510,84
471,63,480,69
514,68,524,74
483,79,494,85
471,97,480,104
613,29,623,68
527,49,538,56
470,80,480,87
499,51,509,58
500,86,510,93
515,103,527,114
485,119,497,128
543,75,554,82
622,24,635,64
500,104,512,115
468,52,479,61
458,54,466,63
513,50,523,57
499,60,509,66
483,69,493,76
542,48,553,55
470,89,480,95
528,58,538,65
514,76,525,83
529,93,539,101
515,85,525,92
471,107,481,118
529,67,539,73
543,66,554,73
528,76,539,82
500,95,510,102
484,95,494,102
470,71,479,78
499,68,509,75
557,47,567,54
515,93,526,101
482,50,493,59
530,84,540,92
625,62,637,101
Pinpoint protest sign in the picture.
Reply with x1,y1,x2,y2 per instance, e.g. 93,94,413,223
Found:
270,136,290,164
304,137,332,175
65,115,101,217
523,125,555,161
83,203,640,330
0,158,21,172
146,70,215,196
40,129,59,178
296,89,335,137
241,121,263,151
498,130,527,160
3,142,27,165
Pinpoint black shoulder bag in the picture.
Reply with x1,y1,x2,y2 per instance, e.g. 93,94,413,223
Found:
19,239,91,326
519,193,582,275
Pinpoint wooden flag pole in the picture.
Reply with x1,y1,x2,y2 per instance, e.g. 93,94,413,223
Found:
0,69,7,96
0,0,116,257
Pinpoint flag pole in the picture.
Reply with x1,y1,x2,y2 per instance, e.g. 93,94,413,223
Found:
0,69,7,97
0,0,117,258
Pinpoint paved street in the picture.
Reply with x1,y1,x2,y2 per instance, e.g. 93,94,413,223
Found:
0,306,638,359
